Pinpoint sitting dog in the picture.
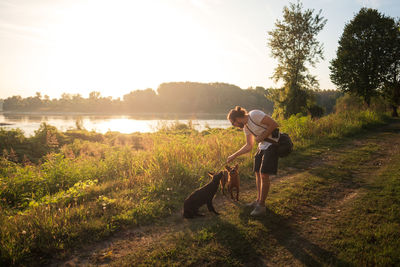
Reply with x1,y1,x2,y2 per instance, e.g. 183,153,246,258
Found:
183,171,223,219
225,164,240,201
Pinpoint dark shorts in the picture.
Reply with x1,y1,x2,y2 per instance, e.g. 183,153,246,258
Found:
253,144,279,175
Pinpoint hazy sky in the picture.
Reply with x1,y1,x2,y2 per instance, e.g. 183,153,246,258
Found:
0,0,399,99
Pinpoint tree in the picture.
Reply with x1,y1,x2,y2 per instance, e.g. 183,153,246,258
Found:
3,95,23,111
123,88,158,112
89,91,101,100
268,1,326,119
330,8,399,110
381,19,400,117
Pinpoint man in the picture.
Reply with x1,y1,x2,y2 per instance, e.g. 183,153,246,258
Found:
226,106,279,216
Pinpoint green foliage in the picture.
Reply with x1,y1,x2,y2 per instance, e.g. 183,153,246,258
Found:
267,1,327,118
335,94,389,114
330,8,399,107
279,109,388,149
0,128,26,162
315,89,343,114
64,129,105,143
381,18,400,116
307,104,324,118
334,94,366,113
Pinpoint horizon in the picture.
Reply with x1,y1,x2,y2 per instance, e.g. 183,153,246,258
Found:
0,81,339,101
1,0,399,100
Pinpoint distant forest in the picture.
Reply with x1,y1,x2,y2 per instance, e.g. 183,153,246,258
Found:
1,82,341,115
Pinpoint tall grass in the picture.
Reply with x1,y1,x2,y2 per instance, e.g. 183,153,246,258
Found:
0,109,390,265
280,110,389,148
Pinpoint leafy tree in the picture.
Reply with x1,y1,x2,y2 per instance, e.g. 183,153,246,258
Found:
268,1,326,119
381,19,400,116
330,8,399,112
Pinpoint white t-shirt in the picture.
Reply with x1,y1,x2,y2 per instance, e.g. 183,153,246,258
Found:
243,110,278,150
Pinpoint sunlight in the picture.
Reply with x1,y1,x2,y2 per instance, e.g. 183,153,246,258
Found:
43,0,220,98
86,117,153,133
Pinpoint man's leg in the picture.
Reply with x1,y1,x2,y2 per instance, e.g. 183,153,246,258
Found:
255,171,261,203
250,172,270,216
251,146,276,216
259,172,270,206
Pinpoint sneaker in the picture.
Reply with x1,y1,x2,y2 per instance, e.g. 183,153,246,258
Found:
246,201,259,207
250,204,266,216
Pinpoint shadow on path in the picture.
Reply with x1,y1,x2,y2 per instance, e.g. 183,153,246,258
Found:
239,207,349,266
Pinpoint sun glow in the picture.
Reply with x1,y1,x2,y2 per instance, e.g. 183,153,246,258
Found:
41,0,222,98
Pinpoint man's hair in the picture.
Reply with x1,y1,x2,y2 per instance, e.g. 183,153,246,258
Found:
227,106,248,122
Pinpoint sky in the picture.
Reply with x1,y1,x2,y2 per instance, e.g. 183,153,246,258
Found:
0,0,399,100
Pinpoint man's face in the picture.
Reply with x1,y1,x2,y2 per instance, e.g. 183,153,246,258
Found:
231,118,244,129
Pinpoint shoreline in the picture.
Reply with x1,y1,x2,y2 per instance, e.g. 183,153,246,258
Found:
0,111,227,119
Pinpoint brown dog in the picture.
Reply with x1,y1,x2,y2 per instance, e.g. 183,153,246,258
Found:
225,164,240,201
220,170,229,195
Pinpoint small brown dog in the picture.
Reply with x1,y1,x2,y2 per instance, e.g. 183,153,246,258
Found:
220,170,229,195
225,164,240,201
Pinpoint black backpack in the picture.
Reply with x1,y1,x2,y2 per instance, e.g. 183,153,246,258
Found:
262,132,293,158
276,133,293,157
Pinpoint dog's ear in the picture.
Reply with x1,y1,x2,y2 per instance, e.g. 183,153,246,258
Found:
234,164,238,170
208,172,214,178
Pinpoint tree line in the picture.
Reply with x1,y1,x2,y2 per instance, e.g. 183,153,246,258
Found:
1,83,272,114
1,82,340,116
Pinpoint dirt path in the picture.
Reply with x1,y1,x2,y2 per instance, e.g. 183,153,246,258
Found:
56,121,400,267
265,121,400,266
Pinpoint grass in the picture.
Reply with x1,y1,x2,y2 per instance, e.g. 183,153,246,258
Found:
109,118,400,266
0,109,396,266
332,147,400,266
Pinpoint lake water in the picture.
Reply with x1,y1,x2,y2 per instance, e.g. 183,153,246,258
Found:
0,113,232,136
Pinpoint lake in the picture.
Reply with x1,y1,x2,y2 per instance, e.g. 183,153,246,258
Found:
0,113,232,136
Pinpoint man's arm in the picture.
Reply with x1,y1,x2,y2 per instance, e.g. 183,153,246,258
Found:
255,115,279,143
227,133,254,163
